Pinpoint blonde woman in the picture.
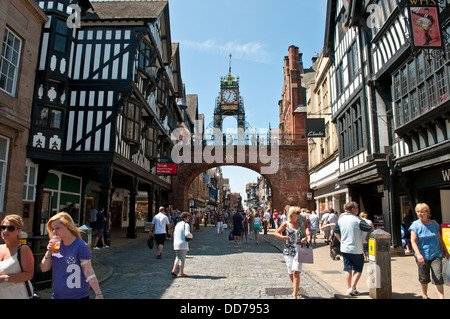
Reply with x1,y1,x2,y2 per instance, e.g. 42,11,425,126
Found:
409,203,450,299
274,206,307,298
0,214,34,298
40,212,103,299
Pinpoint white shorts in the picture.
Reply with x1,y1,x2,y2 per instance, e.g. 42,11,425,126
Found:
284,255,302,274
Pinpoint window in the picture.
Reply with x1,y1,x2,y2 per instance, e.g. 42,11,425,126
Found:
338,101,365,159
348,42,359,82
394,73,401,100
335,63,344,97
393,50,449,127
408,60,416,88
122,102,141,143
417,52,425,82
23,161,38,201
145,127,158,160
54,20,69,53
401,67,408,96
437,70,448,102
36,106,63,129
427,77,437,107
0,28,21,95
0,136,9,212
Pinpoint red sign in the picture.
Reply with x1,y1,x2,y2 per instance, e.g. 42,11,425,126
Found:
156,162,177,175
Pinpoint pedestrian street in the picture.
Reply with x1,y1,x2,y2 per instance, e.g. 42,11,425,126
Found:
96,226,336,299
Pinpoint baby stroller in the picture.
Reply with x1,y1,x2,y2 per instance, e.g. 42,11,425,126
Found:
329,232,340,260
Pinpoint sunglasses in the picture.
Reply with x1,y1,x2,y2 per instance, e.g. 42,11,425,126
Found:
0,225,17,232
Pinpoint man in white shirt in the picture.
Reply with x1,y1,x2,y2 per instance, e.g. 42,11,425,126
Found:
263,210,271,234
150,206,171,259
333,201,373,296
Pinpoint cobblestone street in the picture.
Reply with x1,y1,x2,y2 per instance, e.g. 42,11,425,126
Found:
97,226,336,299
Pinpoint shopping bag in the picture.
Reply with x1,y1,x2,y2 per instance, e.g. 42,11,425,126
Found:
228,230,234,241
443,258,450,286
294,243,314,264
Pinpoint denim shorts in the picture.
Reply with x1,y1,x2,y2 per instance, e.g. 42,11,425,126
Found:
415,257,444,285
341,252,365,273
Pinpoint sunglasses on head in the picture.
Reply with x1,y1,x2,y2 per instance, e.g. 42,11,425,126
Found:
0,225,17,232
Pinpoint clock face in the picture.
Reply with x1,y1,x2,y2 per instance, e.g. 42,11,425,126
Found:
222,89,237,104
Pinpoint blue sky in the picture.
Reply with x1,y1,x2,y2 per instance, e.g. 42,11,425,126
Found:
168,0,327,207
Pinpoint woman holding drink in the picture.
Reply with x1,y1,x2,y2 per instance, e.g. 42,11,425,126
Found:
40,212,103,299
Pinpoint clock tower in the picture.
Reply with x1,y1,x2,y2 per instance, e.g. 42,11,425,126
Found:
213,55,246,130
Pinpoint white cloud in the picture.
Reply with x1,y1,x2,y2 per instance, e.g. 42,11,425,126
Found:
182,39,271,64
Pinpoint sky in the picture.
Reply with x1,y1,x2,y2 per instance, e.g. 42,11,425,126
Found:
167,0,327,207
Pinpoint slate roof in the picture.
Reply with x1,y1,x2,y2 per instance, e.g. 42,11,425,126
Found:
83,0,167,21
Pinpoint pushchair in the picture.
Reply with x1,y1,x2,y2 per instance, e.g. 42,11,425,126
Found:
329,232,340,260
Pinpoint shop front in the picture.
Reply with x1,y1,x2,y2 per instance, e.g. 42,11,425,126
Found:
401,164,450,224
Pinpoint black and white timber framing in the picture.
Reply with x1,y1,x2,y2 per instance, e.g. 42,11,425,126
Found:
324,0,450,247
28,0,187,237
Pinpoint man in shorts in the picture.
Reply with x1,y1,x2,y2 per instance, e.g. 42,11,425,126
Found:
150,206,171,259
333,201,373,296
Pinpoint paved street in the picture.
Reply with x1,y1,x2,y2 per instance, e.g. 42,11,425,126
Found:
96,226,336,299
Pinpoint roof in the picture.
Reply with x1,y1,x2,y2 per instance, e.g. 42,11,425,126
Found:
84,1,167,21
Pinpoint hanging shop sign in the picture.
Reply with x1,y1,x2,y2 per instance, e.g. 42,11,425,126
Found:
305,118,326,138
407,1,444,50
156,158,177,175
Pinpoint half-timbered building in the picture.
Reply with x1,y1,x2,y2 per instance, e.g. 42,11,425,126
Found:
324,0,399,244
369,1,450,233
324,0,450,248
28,0,185,239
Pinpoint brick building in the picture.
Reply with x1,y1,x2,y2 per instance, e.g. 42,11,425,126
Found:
0,0,47,232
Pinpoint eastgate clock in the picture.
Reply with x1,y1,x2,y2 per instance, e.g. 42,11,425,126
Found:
222,89,237,104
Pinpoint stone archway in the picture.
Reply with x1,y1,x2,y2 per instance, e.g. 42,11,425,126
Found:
170,144,311,212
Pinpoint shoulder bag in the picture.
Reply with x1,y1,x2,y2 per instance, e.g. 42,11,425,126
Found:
17,245,39,299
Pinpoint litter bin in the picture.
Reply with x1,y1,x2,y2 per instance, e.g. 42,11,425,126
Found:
368,228,392,299
28,236,52,290
79,225,92,249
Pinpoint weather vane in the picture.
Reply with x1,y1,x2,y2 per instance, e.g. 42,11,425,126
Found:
229,53,232,73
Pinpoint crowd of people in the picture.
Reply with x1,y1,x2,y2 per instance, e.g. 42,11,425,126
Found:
1,200,449,299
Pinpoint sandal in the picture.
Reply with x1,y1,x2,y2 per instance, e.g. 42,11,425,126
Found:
179,273,188,277
171,272,177,277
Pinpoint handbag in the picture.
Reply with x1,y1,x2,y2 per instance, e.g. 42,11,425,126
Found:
17,245,40,299
294,243,314,264
293,222,314,264
185,223,193,242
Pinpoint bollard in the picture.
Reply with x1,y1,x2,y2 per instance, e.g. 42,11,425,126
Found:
368,228,392,299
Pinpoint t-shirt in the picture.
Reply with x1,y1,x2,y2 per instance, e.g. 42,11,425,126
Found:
334,213,373,254
52,237,91,299
309,214,319,230
151,212,170,234
96,211,105,229
409,220,442,260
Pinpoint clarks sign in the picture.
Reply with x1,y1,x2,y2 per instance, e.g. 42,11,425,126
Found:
305,118,326,138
